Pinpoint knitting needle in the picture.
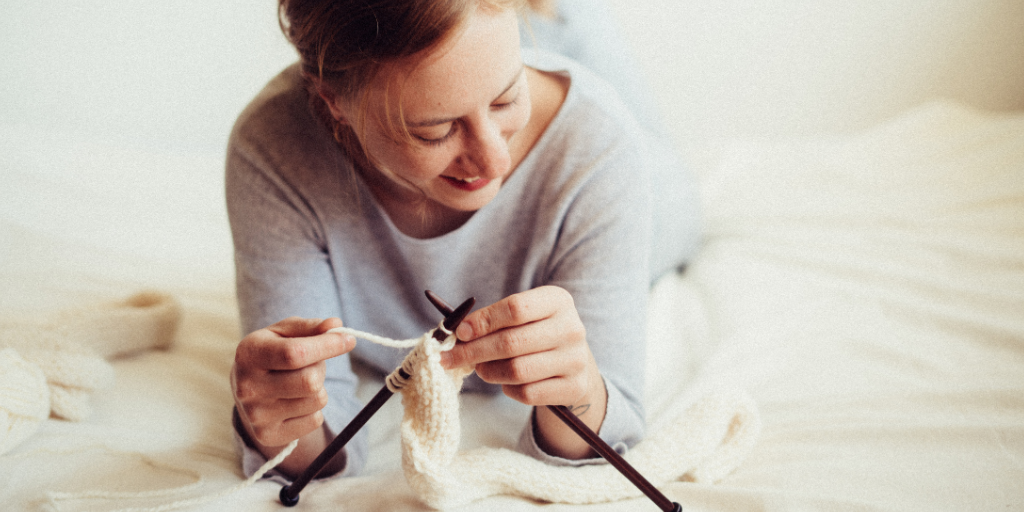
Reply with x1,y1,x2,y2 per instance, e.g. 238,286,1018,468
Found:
425,292,683,512
278,295,475,507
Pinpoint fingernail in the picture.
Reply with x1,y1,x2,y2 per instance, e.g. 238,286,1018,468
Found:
456,323,472,341
333,333,353,348
439,352,452,369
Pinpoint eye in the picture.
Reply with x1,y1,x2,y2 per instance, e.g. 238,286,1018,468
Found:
491,91,521,111
414,122,459,147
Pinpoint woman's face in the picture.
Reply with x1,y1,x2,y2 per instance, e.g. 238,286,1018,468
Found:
337,6,531,213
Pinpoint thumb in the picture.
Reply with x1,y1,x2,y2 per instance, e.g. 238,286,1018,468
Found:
265,317,355,366
317,317,344,333
316,317,356,356
269,316,331,338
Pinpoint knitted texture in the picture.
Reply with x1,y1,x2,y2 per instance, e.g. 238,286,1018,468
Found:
29,318,758,510
331,326,761,509
0,348,50,455
0,291,181,453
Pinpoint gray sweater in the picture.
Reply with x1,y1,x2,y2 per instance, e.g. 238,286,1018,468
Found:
226,49,698,478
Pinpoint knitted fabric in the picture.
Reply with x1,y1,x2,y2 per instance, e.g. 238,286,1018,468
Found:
26,313,758,511
0,348,50,455
330,325,761,509
0,291,181,454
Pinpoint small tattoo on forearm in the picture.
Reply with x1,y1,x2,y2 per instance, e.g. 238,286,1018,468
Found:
567,404,590,416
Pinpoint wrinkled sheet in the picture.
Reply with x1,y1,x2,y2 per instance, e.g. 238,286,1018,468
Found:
1,101,1023,511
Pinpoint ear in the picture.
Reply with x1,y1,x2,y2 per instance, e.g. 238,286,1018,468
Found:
313,82,350,124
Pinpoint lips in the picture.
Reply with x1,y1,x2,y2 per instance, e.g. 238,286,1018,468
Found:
441,175,491,192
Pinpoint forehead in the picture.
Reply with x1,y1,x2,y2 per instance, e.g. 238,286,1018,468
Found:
381,7,523,121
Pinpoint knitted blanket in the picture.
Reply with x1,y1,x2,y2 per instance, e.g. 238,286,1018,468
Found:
0,291,181,455
1,293,758,509
331,325,761,509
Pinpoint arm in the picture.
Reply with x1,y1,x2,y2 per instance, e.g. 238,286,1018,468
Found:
226,127,368,478
442,139,651,460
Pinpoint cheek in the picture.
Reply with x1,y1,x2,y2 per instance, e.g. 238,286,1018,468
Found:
507,100,532,135
397,145,462,181
357,128,462,181
364,136,438,179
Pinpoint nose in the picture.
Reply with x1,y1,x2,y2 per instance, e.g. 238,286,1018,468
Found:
466,118,511,179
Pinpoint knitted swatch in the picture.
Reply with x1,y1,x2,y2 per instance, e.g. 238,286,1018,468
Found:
34,317,758,511
330,325,761,509
0,291,181,454
0,348,50,455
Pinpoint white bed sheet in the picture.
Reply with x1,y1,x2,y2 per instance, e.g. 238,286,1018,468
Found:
2,101,1023,511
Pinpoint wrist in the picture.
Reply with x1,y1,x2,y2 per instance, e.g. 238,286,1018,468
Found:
532,375,608,460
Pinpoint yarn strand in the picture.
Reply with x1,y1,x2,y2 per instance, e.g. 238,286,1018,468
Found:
41,324,445,512
327,324,455,393
34,319,759,511
326,326,425,349
46,440,299,512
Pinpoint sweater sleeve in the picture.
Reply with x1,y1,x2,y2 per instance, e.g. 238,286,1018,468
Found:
225,128,368,479
517,122,653,463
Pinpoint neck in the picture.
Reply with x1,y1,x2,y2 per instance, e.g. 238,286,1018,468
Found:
358,164,475,239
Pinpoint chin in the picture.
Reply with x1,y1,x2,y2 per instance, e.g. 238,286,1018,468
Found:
442,187,501,213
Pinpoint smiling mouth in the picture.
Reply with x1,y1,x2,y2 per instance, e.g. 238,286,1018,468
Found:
442,175,491,191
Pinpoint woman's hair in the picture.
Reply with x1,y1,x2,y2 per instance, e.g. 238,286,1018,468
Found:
278,0,533,162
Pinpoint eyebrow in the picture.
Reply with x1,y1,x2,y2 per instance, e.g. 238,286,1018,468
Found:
406,65,525,128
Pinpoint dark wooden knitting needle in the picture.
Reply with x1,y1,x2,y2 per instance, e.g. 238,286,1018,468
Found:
546,406,682,512
279,295,475,507
425,291,682,512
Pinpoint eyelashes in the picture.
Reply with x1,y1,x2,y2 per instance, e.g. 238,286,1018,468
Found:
415,96,521,147
492,95,521,111
418,124,459,147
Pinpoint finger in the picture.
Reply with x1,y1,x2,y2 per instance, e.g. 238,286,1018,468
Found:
242,328,355,371
444,319,562,369
502,376,577,407
278,411,325,445
251,363,328,400
252,409,325,448
456,287,569,341
474,350,572,385
277,392,331,422
243,388,329,430
268,317,331,337
267,316,349,343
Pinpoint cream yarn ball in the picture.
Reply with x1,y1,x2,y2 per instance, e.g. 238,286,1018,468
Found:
0,348,51,455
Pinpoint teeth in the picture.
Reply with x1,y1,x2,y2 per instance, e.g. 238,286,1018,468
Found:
457,177,480,183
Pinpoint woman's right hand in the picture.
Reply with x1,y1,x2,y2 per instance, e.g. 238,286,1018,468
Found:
231,317,355,475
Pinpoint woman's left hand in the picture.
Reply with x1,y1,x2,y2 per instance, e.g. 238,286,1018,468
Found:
440,285,607,459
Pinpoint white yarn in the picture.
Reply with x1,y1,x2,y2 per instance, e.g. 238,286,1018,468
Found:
34,320,760,511
0,348,51,455
330,325,762,509
326,325,427,349
37,325,436,512
326,325,461,394
0,290,178,434
46,440,299,512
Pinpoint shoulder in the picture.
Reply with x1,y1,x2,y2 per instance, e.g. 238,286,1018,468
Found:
230,64,320,150
226,64,356,200
523,49,649,192
521,50,649,194
505,52,654,248
524,49,644,142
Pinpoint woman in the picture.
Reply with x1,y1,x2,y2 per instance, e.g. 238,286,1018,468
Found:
227,0,700,481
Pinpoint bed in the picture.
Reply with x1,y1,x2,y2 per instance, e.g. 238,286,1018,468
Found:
2,1,1023,511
